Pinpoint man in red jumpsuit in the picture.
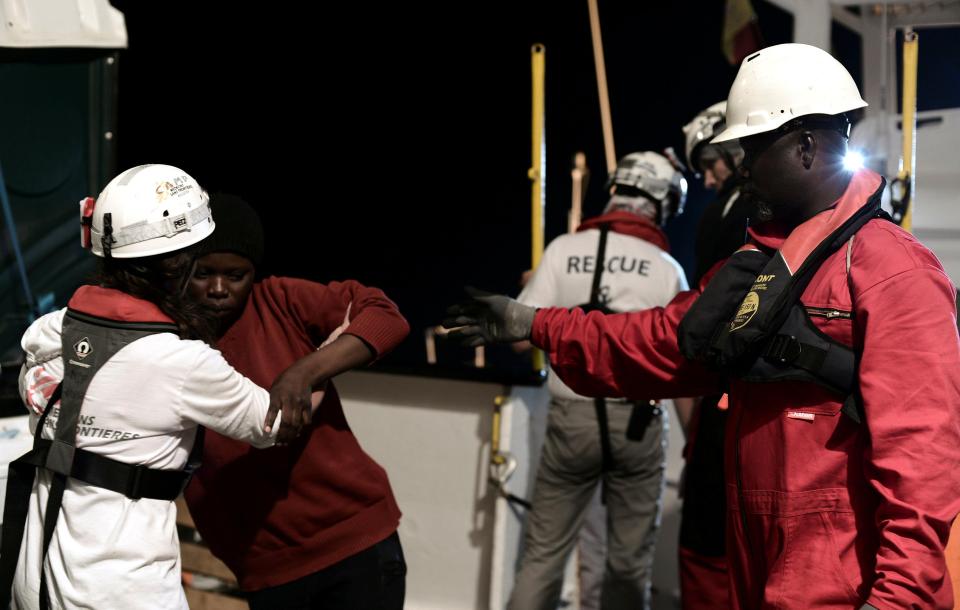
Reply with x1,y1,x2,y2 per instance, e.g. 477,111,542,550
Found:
445,43,960,609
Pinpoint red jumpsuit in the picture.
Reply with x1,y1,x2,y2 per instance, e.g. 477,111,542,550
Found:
531,170,960,609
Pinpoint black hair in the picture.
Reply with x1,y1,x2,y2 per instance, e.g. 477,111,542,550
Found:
93,246,218,344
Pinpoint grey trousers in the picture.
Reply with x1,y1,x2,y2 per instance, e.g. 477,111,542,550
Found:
508,398,667,610
578,486,607,610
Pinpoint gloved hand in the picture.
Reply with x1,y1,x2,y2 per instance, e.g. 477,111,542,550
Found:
443,287,536,346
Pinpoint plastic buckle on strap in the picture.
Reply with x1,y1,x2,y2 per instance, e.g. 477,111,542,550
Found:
766,334,802,365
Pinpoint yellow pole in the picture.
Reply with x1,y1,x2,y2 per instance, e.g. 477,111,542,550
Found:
529,44,547,374
898,28,918,233
530,44,546,269
491,395,506,465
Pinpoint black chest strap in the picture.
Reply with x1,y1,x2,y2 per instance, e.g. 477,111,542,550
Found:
744,232,871,423
743,304,860,418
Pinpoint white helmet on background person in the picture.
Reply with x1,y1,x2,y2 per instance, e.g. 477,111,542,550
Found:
82,164,214,258
683,101,725,170
605,150,688,226
682,101,744,177
712,43,867,143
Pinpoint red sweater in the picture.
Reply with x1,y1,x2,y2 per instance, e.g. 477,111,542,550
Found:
183,277,410,590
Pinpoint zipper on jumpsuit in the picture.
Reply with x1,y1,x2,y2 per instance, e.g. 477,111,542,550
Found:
804,307,852,319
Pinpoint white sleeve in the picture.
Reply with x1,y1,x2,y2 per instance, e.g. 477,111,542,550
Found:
518,240,561,307
178,346,279,449
664,253,689,303
21,309,65,370
19,309,66,419
674,264,689,294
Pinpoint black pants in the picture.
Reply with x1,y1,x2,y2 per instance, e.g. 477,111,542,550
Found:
679,395,727,557
247,532,406,610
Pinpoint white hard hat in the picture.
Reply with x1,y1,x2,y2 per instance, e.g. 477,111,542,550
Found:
683,101,727,172
84,164,215,258
605,151,688,225
713,43,867,143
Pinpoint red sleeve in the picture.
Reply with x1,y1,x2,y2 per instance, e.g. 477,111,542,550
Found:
856,265,960,609
275,277,410,358
531,288,720,399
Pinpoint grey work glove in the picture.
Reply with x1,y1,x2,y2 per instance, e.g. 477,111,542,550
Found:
443,287,536,346
859,605,878,610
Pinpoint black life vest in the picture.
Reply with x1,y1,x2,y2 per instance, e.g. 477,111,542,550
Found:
677,179,888,422
0,308,205,609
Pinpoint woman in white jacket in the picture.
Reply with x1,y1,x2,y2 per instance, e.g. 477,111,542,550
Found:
5,165,304,610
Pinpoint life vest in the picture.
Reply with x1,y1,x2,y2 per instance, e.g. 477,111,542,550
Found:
0,308,204,610
677,178,888,423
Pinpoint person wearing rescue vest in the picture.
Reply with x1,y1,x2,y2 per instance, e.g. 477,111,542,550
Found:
445,43,960,609
507,152,692,610
675,101,750,610
5,165,304,610
182,193,409,610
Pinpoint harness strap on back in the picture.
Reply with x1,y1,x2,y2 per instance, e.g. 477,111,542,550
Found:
589,224,610,311
38,473,66,610
0,382,63,607
588,225,616,503
12,437,203,502
593,397,613,505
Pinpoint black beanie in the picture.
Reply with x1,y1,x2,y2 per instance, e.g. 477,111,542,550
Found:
198,193,264,267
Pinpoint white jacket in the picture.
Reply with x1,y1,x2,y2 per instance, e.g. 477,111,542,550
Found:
14,307,278,610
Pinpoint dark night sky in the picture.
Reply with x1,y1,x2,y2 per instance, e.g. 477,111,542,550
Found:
107,1,795,367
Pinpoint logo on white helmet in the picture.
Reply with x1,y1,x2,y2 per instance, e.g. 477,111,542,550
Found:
155,175,196,202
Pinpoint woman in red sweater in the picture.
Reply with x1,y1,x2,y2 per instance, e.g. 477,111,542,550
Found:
183,193,410,609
